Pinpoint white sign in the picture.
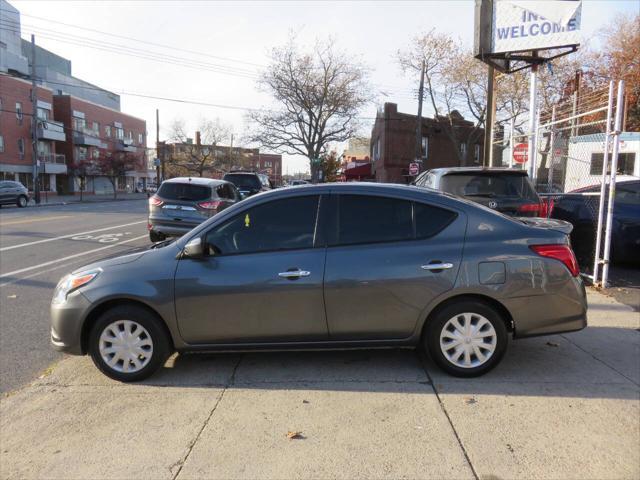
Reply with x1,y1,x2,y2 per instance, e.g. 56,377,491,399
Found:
492,0,581,54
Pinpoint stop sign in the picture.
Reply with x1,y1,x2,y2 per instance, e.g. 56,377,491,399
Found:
513,143,528,164
409,162,419,175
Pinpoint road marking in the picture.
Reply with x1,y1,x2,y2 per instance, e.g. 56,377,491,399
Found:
0,234,148,280
0,220,146,252
0,215,72,226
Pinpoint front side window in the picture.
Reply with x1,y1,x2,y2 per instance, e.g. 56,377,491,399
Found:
335,195,413,246
205,195,320,255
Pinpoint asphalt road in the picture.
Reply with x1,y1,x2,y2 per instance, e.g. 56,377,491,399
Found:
0,199,151,393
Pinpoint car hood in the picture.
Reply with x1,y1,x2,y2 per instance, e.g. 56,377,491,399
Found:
71,249,147,274
516,217,574,235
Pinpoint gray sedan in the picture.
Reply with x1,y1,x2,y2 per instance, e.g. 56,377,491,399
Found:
51,183,587,381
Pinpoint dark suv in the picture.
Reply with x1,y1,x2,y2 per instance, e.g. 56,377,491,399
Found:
148,177,240,242
223,171,271,198
0,180,29,208
414,167,548,217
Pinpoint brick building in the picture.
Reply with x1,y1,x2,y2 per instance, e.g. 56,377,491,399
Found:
53,95,147,194
158,138,282,185
370,103,485,183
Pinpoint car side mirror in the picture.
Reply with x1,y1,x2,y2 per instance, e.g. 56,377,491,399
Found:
183,237,204,259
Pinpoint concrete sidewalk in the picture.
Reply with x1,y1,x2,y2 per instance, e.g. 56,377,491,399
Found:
25,192,148,207
1,289,638,480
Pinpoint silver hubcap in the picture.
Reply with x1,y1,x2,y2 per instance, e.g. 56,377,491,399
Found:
440,313,497,369
99,320,153,373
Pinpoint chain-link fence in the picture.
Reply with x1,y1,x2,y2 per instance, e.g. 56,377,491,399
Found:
491,81,629,286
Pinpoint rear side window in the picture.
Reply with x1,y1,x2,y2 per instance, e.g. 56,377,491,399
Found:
157,182,211,201
336,195,413,246
414,202,457,238
223,174,261,190
441,173,538,200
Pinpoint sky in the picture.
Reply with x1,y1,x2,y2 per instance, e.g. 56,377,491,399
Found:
7,0,639,174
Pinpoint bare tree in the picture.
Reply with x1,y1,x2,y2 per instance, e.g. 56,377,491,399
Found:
398,30,487,165
94,151,138,199
248,37,372,181
166,118,231,177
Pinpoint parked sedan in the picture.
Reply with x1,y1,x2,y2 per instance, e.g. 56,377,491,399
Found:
0,180,29,208
551,179,640,265
51,183,586,382
223,171,271,198
414,167,549,217
147,177,240,242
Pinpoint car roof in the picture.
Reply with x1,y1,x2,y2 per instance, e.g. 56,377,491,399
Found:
224,172,259,176
162,177,227,186
429,167,529,175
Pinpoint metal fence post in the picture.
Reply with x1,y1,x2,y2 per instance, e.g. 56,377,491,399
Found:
592,80,615,285
508,117,514,169
601,80,625,288
546,106,556,194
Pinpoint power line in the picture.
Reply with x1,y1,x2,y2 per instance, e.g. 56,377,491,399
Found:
0,7,266,68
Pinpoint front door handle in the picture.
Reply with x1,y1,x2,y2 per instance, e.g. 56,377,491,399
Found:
421,262,454,271
278,270,311,279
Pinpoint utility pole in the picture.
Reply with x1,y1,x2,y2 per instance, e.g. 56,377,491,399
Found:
483,65,496,168
415,59,426,172
155,109,160,185
30,34,40,204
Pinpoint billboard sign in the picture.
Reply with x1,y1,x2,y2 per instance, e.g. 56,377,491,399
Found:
492,0,581,54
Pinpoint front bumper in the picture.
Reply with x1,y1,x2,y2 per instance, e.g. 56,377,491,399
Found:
50,290,92,355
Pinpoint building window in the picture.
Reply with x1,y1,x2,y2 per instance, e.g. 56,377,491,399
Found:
92,121,99,133
459,142,467,157
138,133,143,144
105,125,112,137
37,140,51,157
421,136,428,159
16,102,23,123
591,152,636,176
373,137,381,161
474,144,480,164
265,161,272,168
17,138,25,156
115,127,124,140
92,148,100,159
37,107,50,121
73,117,86,132
0,135,4,153
76,146,88,161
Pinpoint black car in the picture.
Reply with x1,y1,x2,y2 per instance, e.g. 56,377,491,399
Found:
148,177,240,242
551,180,640,265
414,167,549,217
223,171,271,198
0,180,29,208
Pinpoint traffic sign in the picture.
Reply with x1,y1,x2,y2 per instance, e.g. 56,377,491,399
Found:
513,143,528,164
409,162,420,176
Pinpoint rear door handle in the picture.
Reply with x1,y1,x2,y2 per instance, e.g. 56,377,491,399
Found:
278,270,311,279
421,263,454,271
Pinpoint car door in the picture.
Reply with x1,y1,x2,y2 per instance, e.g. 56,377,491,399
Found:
323,193,465,340
0,182,9,204
174,194,329,344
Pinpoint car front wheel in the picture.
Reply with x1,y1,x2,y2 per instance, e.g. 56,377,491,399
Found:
17,195,28,208
425,300,508,377
88,305,171,382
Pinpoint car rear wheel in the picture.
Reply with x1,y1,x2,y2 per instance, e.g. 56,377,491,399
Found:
17,195,28,208
425,300,508,377
88,305,171,382
149,230,165,243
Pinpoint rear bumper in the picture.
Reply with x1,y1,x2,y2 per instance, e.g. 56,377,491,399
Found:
148,216,202,237
505,276,588,338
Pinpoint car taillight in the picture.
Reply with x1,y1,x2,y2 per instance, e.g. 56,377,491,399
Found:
539,199,554,218
149,195,163,207
530,244,579,277
198,200,222,210
518,203,541,216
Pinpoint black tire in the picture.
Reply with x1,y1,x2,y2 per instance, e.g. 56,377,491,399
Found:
88,305,172,382
424,300,508,377
17,195,28,208
149,230,166,243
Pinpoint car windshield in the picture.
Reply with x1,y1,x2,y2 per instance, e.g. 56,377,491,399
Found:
157,182,211,201
440,173,538,200
224,174,261,190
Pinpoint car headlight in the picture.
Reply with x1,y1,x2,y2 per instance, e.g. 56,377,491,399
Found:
52,269,101,304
